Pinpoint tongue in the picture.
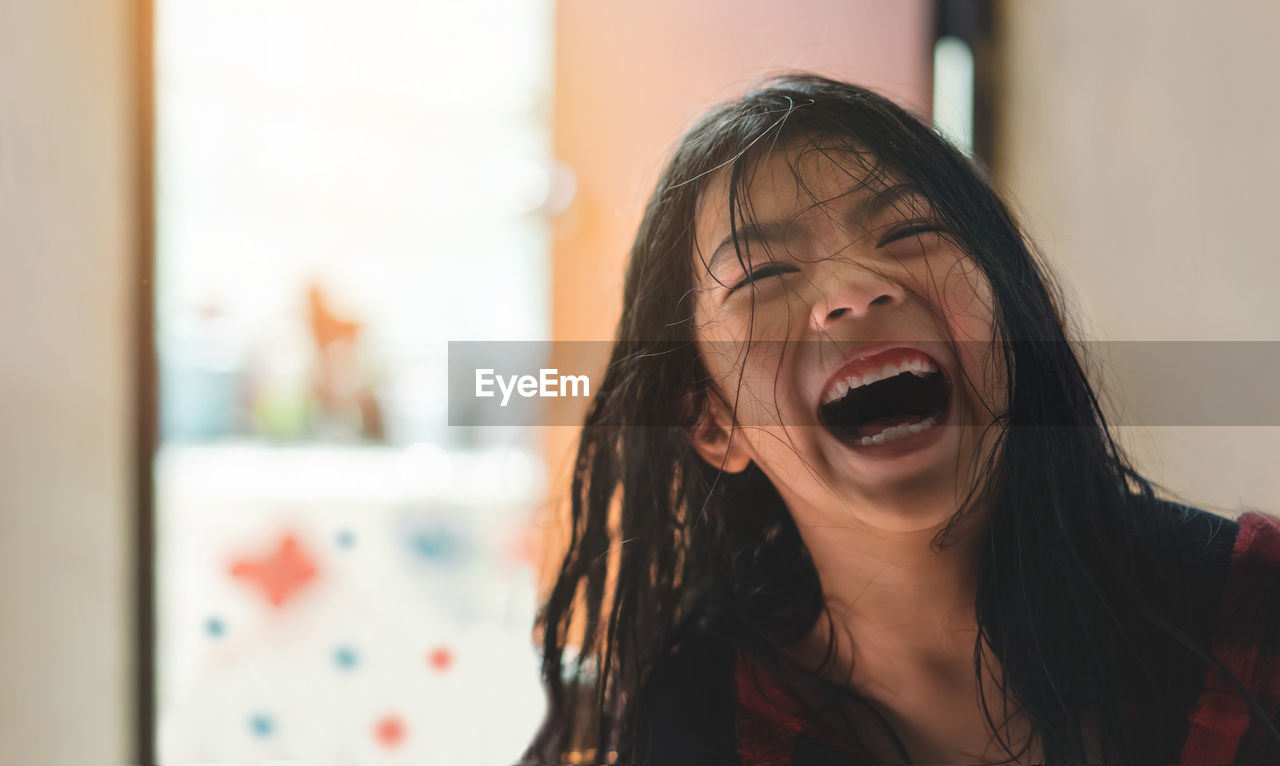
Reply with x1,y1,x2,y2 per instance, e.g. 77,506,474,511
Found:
856,413,928,438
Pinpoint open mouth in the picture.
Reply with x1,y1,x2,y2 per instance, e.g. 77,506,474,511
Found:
817,350,951,447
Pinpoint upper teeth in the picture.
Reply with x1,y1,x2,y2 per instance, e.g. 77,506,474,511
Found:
822,357,939,405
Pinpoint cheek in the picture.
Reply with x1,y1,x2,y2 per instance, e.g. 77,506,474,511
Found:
694,283,811,346
936,260,1008,415
934,256,996,342
698,342,801,427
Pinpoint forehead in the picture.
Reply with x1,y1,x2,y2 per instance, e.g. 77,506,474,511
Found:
693,141,902,249
693,140,927,271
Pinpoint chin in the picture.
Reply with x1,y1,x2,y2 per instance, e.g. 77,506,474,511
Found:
857,502,961,536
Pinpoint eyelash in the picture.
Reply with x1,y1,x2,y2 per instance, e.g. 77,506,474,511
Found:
877,221,945,247
725,222,946,294
728,263,796,294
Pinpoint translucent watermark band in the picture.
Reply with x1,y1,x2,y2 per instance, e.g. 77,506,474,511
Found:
447,340,1280,428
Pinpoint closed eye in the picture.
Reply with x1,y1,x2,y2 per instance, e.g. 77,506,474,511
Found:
729,263,798,294
876,221,945,248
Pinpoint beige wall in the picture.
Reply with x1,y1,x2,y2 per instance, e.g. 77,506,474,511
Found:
0,0,138,762
995,1,1280,516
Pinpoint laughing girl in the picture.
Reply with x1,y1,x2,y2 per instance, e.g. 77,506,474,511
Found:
521,74,1280,766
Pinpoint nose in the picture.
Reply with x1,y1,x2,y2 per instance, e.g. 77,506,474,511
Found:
809,265,906,332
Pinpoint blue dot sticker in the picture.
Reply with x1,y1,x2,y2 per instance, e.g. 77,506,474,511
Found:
205,616,226,638
249,712,274,738
335,529,356,550
411,528,463,562
333,645,359,669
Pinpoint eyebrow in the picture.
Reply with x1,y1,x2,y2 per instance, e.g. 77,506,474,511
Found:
705,183,925,273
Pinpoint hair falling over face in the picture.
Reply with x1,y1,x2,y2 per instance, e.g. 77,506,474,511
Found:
519,73,1280,766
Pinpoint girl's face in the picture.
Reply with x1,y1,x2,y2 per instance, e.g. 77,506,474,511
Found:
689,141,1008,534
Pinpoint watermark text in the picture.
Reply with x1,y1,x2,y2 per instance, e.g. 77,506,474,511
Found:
475,368,591,407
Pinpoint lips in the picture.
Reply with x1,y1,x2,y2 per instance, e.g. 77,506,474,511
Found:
818,345,946,402
816,344,953,444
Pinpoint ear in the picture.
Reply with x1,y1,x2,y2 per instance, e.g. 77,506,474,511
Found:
688,394,753,474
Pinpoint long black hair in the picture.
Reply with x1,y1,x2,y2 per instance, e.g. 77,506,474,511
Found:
521,72,1277,765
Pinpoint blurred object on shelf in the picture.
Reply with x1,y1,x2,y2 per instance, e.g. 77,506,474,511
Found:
160,299,247,441
305,282,386,443
246,313,315,442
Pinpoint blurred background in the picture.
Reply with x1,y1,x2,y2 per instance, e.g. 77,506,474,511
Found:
1,0,1277,763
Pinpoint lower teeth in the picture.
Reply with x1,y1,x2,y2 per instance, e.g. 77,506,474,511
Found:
857,415,937,447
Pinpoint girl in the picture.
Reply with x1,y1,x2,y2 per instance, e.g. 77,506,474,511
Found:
520,73,1280,765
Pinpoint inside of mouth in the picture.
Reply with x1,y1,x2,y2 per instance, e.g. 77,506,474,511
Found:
819,369,950,443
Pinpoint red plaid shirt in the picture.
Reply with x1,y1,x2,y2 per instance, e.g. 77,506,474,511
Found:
735,512,1280,765
1180,511,1280,764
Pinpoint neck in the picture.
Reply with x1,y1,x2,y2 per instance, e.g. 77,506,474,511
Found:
784,506,989,687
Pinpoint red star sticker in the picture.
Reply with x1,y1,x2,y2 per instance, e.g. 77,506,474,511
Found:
374,714,406,748
229,534,318,607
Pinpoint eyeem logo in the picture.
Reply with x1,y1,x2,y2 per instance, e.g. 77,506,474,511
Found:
475,368,591,407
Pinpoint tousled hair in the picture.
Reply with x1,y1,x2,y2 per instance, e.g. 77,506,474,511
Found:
521,72,1278,765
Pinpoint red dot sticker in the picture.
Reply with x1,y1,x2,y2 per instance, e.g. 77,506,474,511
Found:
374,714,406,748
427,646,453,671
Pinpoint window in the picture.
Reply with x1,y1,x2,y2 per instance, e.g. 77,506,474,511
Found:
153,2,551,762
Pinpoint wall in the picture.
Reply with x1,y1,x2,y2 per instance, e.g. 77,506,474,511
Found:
0,0,138,762
995,1,1280,516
